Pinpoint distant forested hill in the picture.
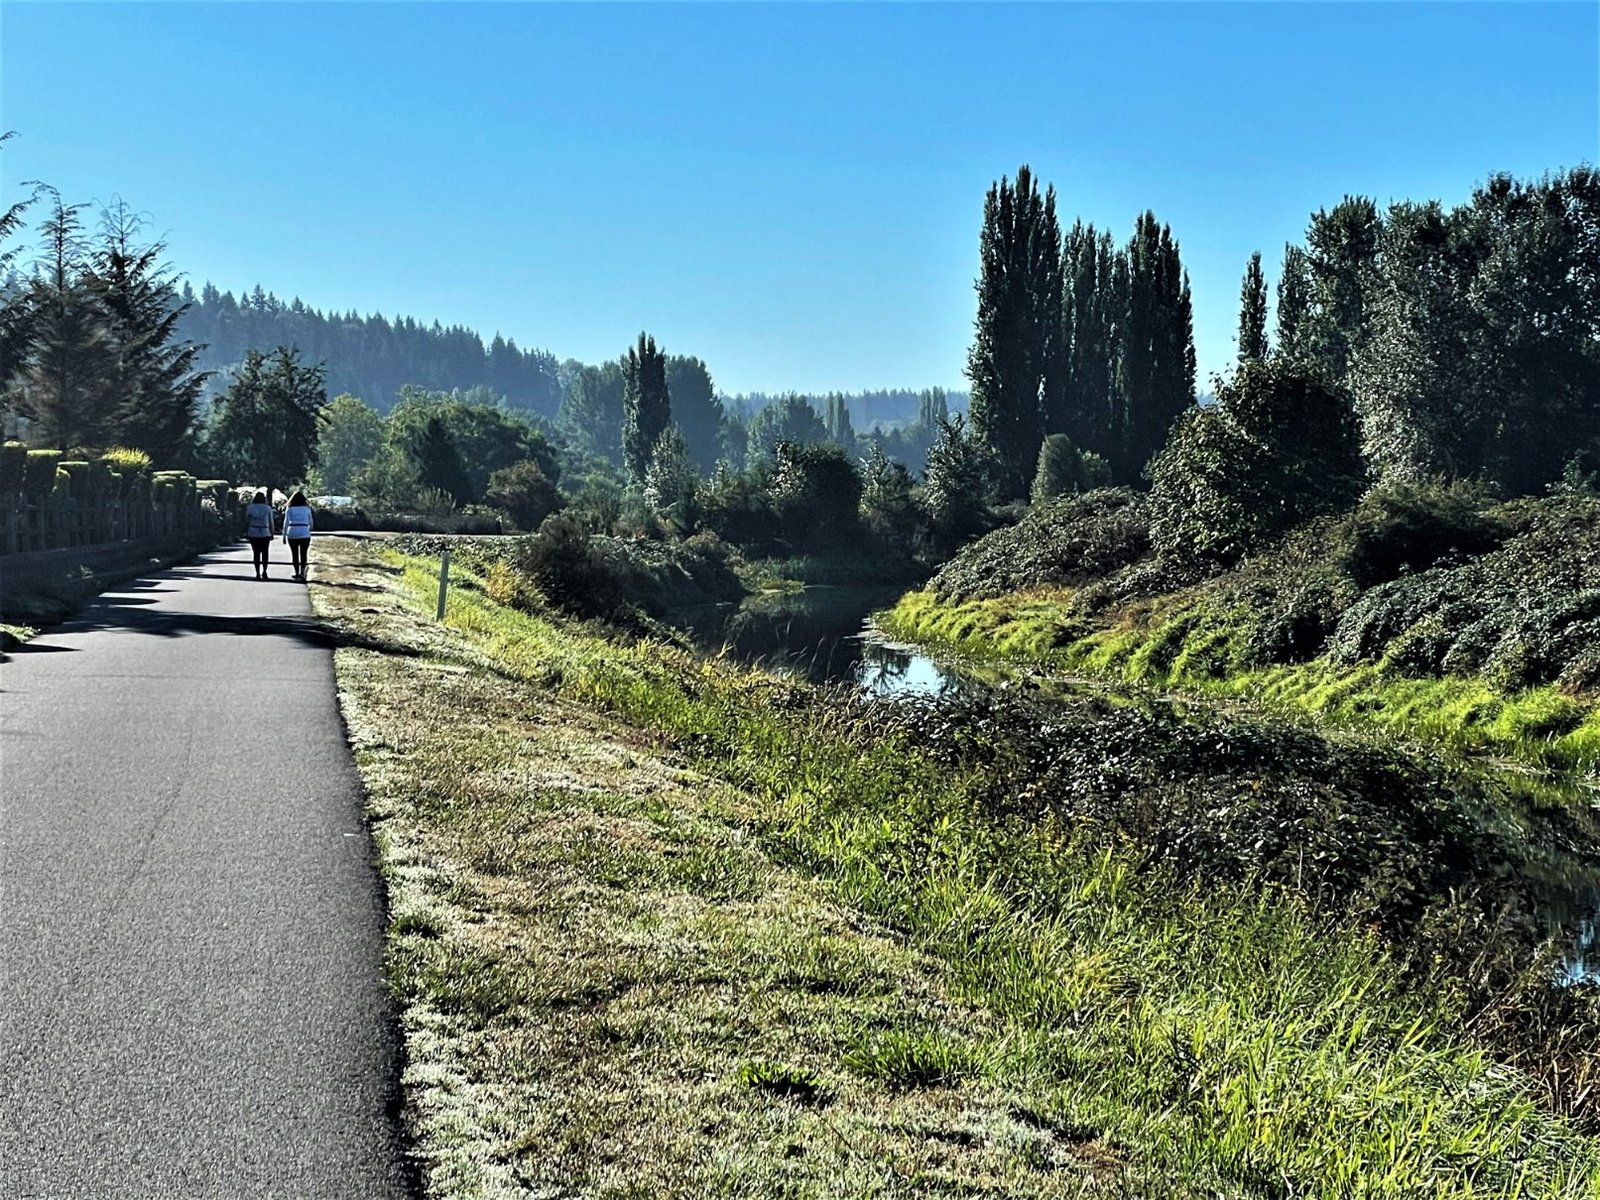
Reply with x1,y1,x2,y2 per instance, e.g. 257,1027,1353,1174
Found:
175,283,565,417
730,388,968,430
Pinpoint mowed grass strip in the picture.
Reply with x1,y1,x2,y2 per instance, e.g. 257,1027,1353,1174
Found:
311,538,1129,1199
313,537,1600,1199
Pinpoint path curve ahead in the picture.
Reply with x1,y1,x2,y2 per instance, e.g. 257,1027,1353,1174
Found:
1,543,411,1198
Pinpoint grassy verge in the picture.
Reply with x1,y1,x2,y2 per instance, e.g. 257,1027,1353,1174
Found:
878,587,1600,774
313,537,1600,1197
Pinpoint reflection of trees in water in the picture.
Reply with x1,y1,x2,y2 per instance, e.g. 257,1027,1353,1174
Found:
716,586,906,684
1557,893,1599,986
857,643,915,693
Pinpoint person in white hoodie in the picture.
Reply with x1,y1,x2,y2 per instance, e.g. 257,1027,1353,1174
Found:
283,490,314,581
243,490,276,580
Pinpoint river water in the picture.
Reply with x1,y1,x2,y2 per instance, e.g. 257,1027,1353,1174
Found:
700,584,1600,987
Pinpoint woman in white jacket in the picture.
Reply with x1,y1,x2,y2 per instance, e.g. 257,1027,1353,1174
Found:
243,490,276,580
283,490,314,582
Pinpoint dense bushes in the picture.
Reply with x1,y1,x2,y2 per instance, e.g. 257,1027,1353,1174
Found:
929,487,1149,600
1327,493,1600,691
1338,477,1506,587
1149,363,1367,565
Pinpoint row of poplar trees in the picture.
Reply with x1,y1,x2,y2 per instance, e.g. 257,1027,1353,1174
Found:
1232,167,1598,496
966,165,1196,499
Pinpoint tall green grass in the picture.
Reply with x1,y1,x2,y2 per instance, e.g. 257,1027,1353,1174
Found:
879,588,1600,773
398,549,1600,1196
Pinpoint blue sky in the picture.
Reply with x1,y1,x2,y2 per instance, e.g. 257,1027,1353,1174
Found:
3,2,1596,397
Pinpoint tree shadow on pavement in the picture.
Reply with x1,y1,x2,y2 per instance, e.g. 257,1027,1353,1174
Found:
3,602,422,660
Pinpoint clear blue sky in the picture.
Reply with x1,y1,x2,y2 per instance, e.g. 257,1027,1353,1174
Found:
3,2,1596,397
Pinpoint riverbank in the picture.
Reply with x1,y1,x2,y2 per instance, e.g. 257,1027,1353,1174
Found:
878,489,1600,775
313,535,1599,1197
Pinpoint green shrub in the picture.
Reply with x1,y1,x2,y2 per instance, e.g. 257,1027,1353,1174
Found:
101,447,152,475
1340,479,1505,588
930,488,1149,601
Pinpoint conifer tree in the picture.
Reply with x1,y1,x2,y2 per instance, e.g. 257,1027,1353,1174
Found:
410,414,473,503
1237,250,1269,367
621,332,670,487
664,355,723,471
207,346,328,487
966,165,1062,499
13,190,115,448
89,201,208,462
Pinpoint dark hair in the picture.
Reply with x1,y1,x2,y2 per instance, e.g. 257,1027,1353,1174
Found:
253,490,267,504
288,490,307,506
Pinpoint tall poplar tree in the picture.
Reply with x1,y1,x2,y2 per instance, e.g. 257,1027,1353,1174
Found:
1276,244,1312,361
1237,250,1269,367
1114,212,1195,481
1301,196,1381,383
966,165,1062,499
621,332,670,487
1058,222,1120,463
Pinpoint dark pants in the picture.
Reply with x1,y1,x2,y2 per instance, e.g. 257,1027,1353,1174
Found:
247,537,271,576
287,537,310,576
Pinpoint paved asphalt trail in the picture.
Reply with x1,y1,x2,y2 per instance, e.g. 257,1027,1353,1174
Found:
0,543,412,1198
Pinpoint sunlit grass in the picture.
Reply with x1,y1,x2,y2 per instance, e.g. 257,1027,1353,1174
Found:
879,589,1600,773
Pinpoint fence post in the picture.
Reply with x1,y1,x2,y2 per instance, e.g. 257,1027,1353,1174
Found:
435,546,451,620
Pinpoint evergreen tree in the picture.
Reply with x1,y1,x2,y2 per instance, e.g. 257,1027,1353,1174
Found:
12,190,115,448
621,332,670,487
1276,243,1311,361
966,165,1062,499
206,346,328,487
88,200,208,462
746,393,828,457
0,134,43,411
1237,250,1269,367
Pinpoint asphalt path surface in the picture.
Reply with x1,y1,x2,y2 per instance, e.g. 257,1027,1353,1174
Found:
0,542,412,1198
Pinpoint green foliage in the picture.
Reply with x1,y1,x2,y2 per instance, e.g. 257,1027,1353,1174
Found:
1115,210,1197,482
767,441,862,551
932,488,1149,601
558,360,625,466
745,393,827,459
641,426,695,526
1237,249,1268,365
663,354,724,471
621,332,670,487
920,413,991,547
1339,478,1505,588
312,394,385,494
1029,433,1110,503
100,446,151,474
1149,360,1364,565
407,415,472,504
387,386,559,503
484,459,563,531
205,345,328,489
967,165,1060,499
1328,493,1600,692
858,442,918,544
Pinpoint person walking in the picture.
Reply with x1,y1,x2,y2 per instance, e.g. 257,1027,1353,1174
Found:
284,490,314,582
243,491,276,580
